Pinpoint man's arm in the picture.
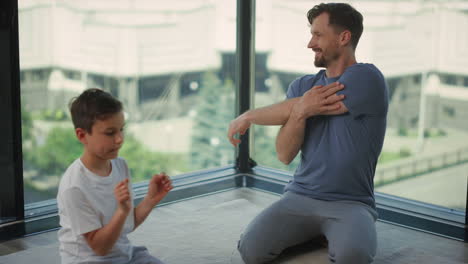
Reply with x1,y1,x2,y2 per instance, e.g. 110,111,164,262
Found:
83,179,132,256
275,108,307,164
276,82,346,164
227,98,299,146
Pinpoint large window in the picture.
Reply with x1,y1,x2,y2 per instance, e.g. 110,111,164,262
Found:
252,0,467,213
18,1,237,206
1,0,465,240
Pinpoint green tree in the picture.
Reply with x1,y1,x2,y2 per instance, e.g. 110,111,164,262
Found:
21,107,36,168
190,72,235,170
21,107,33,143
190,72,298,172
29,126,82,176
28,126,186,181
120,133,188,182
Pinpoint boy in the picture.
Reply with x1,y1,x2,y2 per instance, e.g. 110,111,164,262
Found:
57,88,172,264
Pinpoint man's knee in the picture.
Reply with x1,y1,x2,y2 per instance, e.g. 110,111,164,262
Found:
332,245,375,264
237,237,256,264
237,233,277,264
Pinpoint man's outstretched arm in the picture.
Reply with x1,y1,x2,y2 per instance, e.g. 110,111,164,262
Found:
227,98,299,146
276,82,346,164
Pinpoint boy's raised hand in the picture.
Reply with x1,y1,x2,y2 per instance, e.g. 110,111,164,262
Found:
114,178,132,214
146,173,173,205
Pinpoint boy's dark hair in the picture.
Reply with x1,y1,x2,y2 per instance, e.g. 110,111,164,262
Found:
69,88,123,133
307,3,363,50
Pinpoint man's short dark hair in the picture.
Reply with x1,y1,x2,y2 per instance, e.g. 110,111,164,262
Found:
307,3,363,50
69,88,123,133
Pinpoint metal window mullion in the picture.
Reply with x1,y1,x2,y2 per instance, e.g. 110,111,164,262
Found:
11,0,24,224
465,179,467,242
0,0,24,234
235,0,255,174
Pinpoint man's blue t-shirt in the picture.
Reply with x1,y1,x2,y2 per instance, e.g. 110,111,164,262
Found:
284,63,388,208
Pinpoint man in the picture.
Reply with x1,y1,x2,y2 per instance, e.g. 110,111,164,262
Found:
227,3,388,264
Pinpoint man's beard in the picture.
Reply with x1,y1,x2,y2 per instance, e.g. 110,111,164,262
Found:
314,56,327,67
314,49,339,68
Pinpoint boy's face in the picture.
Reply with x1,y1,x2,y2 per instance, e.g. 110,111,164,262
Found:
77,111,125,161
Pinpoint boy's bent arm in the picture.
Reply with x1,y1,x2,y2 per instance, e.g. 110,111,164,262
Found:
134,173,173,229
83,208,129,256
83,178,132,256
134,197,157,229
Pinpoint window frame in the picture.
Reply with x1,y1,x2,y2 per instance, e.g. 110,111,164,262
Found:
0,0,25,240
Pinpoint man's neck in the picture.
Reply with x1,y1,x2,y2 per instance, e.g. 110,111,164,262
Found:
80,153,112,177
325,52,357,78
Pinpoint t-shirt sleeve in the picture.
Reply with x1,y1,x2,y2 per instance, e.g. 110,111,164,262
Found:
337,65,388,118
61,187,102,236
286,77,303,99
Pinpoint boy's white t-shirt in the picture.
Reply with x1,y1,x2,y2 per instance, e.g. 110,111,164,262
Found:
57,157,135,264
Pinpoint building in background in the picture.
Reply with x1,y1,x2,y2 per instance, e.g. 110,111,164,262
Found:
18,0,468,131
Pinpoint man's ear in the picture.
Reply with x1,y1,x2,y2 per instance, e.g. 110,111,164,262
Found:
75,128,87,144
339,30,352,47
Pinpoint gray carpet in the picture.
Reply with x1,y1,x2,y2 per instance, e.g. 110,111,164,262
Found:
0,189,466,264
0,198,304,264
132,198,265,264
131,198,329,264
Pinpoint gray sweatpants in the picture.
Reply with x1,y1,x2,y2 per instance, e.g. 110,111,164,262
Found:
129,246,165,264
238,191,378,264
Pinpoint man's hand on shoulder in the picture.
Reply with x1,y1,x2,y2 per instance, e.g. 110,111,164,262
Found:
292,82,345,119
321,101,348,115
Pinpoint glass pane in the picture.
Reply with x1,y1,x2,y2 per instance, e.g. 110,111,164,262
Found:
19,0,237,207
253,0,467,213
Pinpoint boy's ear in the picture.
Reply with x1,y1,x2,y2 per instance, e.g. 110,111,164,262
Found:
75,128,87,144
